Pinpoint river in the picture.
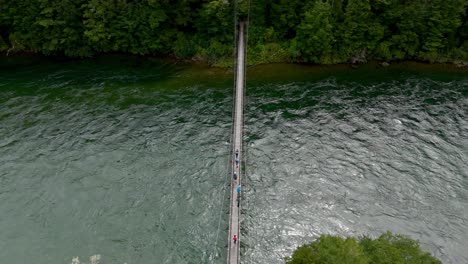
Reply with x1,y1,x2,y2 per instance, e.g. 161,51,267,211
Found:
0,57,467,263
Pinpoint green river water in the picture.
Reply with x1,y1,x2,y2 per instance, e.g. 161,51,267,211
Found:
0,57,467,264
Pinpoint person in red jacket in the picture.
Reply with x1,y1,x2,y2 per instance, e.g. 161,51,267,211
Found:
233,235,237,244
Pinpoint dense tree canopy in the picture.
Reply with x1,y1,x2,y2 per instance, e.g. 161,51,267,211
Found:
1,0,467,64
286,232,442,264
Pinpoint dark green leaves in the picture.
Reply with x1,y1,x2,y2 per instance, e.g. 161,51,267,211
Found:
0,0,467,63
286,232,441,264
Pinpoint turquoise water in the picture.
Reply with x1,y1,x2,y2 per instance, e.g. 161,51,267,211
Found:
243,63,468,264
0,57,233,263
0,57,467,263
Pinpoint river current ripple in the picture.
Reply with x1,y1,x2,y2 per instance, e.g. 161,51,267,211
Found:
243,76,468,264
0,60,467,264
0,60,232,263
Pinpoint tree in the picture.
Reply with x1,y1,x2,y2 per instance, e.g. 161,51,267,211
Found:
286,235,368,264
286,232,441,264
1,0,467,63
374,0,427,60
419,0,465,61
195,0,231,41
339,0,384,62
270,0,304,39
34,0,89,56
296,0,335,64
0,0,12,48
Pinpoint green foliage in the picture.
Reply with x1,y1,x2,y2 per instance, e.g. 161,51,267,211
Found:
287,235,368,264
340,0,384,60
270,0,303,39
196,0,232,41
286,232,441,264
82,0,170,54
247,42,289,65
237,0,251,20
296,1,334,64
420,0,465,53
174,34,196,58
376,1,425,60
0,38,6,51
0,0,466,64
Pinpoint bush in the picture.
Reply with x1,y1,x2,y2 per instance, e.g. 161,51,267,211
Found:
0,37,6,51
286,232,441,264
174,34,197,58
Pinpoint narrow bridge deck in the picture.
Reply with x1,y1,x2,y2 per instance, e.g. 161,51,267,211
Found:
228,22,245,264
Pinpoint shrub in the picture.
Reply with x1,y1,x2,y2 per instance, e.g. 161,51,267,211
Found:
286,232,441,264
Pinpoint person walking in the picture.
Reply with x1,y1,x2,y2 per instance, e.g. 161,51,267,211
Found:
233,234,237,244
235,149,239,158
233,171,237,180
235,158,239,168
236,184,241,195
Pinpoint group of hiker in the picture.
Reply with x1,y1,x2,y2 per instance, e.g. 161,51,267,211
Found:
233,149,240,245
233,149,241,207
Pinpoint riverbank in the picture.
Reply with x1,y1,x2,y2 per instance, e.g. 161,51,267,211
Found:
2,52,467,74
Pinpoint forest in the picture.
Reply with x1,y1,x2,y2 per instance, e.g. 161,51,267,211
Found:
0,0,467,65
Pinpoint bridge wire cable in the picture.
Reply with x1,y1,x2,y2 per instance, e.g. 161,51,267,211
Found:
230,2,241,262
211,1,238,262
243,0,252,261
237,0,251,260
228,1,238,261
231,1,239,262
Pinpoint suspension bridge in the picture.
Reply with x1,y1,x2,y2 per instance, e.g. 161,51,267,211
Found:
227,21,246,264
